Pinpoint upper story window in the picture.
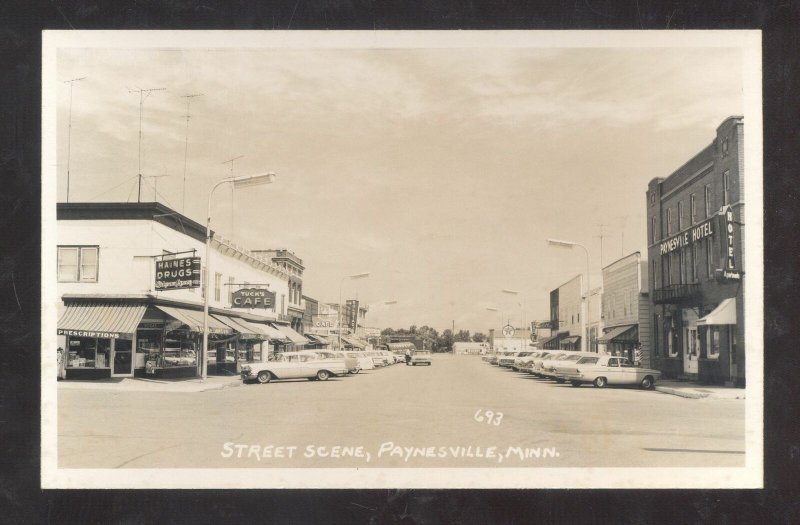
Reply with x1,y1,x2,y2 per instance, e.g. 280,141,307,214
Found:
705,184,713,217
690,194,697,224
723,171,731,205
666,208,673,235
722,137,729,157
650,217,657,243
649,191,655,205
214,273,222,301
58,246,99,282
678,201,685,230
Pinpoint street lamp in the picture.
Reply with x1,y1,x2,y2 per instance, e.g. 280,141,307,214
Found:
201,172,276,380
547,238,590,353
502,289,527,353
338,272,370,351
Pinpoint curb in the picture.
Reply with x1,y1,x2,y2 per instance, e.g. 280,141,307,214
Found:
655,386,708,399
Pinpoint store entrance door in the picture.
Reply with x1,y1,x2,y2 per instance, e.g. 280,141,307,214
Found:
111,338,134,377
683,327,698,375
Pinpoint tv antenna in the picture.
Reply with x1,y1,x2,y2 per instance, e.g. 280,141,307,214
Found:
129,87,166,202
145,174,170,202
63,76,86,202
180,93,204,213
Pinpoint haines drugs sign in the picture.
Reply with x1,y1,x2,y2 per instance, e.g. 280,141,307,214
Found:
155,256,201,291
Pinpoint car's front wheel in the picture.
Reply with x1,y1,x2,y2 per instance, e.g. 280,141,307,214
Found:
641,376,655,390
316,370,330,381
593,376,607,388
257,371,272,384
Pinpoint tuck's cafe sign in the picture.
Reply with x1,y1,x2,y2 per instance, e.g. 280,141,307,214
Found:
231,287,276,309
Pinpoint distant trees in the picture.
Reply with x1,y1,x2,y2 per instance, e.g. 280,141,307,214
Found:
380,326,486,352
472,332,488,342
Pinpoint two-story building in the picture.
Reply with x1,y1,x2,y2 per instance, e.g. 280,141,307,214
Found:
56,202,308,380
646,116,745,386
251,249,305,335
540,276,584,351
597,252,651,366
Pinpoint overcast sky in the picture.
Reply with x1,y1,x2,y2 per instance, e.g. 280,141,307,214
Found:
53,35,744,333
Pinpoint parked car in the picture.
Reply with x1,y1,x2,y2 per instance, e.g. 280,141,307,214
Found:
517,351,545,374
530,351,563,376
241,352,348,384
511,351,536,371
409,350,432,366
558,355,661,389
539,352,596,380
364,351,387,367
330,351,361,374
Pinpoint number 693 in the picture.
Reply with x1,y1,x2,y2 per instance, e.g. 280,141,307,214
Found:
474,409,503,426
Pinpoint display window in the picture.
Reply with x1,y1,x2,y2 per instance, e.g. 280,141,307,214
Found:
163,330,198,367
66,336,111,368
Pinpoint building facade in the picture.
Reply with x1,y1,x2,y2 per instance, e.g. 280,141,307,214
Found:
252,249,305,334
646,116,745,386
598,252,650,366
56,202,308,380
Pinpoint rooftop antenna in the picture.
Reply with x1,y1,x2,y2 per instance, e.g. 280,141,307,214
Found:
145,174,170,202
598,223,608,268
619,215,628,257
63,76,86,202
180,93,204,213
223,155,243,235
129,87,166,202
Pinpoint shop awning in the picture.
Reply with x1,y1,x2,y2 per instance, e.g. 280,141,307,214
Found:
598,324,637,344
269,323,309,344
697,298,737,325
212,315,271,339
340,335,366,349
561,335,581,345
538,333,562,346
155,305,232,335
58,302,146,338
304,333,330,345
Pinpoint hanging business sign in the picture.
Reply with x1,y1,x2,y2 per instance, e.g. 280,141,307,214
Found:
155,256,201,291
231,287,275,309
502,324,515,338
312,314,339,329
346,300,359,332
719,205,742,281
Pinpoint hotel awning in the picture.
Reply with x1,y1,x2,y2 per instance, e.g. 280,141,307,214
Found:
58,302,146,338
538,333,566,347
340,335,366,349
270,323,309,344
155,305,232,335
598,324,638,344
561,335,581,345
697,298,737,325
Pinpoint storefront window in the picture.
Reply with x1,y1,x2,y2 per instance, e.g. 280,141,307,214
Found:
667,324,677,357
163,330,198,367
66,336,111,368
708,326,720,358
137,329,163,368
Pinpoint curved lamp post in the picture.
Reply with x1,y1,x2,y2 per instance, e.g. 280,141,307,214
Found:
338,272,370,351
547,238,590,353
201,172,276,380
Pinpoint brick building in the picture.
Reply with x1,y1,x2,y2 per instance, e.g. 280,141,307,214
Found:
646,116,745,386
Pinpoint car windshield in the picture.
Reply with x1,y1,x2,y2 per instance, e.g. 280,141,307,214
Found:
576,357,599,365
414,351,430,356
564,355,582,361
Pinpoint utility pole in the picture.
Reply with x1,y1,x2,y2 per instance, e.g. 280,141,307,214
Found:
598,223,607,268
63,76,86,202
129,87,166,202
620,215,627,257
223,155,243,235
180,93,204,214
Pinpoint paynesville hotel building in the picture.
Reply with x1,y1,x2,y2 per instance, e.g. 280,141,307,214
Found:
646,116,745,386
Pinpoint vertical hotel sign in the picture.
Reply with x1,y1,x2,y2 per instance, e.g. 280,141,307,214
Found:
720,205,742,281
155,256,201,290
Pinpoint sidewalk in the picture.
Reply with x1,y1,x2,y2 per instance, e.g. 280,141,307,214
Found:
655,380,745,400
57,375,242,393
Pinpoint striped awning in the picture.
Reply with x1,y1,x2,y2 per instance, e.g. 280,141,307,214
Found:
340,335,366,349
561,336,581,345
269,323,309,344
58,302,146,338
598,324,637,344
155,305,231,335
304,333,330,345
213,315,265,339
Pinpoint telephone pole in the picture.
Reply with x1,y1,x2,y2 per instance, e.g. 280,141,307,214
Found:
129,87,166,202
63,76,86,202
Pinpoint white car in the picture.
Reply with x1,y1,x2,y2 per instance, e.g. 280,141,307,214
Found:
241,352,348,384
539,352,597,380
511,351,536,371
558,355,662,389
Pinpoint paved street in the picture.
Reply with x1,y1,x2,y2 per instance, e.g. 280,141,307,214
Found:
58,354,745,469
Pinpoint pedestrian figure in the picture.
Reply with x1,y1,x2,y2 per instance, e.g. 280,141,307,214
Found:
404,348,412,365
57,347,66,380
